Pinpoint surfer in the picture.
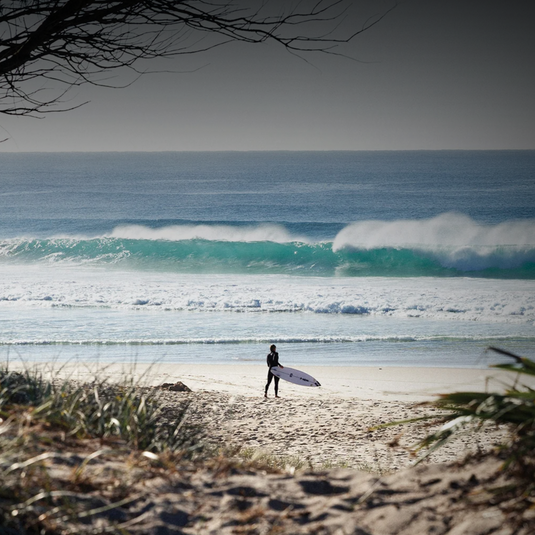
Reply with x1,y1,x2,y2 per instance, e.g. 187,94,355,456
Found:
265,344,283,398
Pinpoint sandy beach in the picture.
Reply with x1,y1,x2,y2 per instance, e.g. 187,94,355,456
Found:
8,360,520,470
3,359,533,533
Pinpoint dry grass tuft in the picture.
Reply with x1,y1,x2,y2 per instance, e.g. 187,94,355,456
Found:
0,364,207,533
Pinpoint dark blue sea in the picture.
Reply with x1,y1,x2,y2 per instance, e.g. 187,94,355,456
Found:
1,151,534,367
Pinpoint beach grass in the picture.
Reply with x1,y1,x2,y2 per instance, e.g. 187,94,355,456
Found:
0,364,206,533
230,446,358,474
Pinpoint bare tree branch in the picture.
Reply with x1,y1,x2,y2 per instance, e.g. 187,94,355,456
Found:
0,0,397,116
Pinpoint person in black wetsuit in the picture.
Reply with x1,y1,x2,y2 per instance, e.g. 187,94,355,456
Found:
265,344,283,398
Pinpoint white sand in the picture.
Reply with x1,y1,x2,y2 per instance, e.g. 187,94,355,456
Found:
8,360,526,401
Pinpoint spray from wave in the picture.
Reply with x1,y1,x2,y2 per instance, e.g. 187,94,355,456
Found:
333,213,535,273
333,213,535,249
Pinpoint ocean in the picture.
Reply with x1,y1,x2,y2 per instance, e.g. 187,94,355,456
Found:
1,151,534,368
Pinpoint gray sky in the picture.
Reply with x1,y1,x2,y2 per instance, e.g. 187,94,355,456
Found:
1,0,534,151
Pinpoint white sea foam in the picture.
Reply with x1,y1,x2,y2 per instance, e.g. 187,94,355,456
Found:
108,223,303,243
1,265,534,324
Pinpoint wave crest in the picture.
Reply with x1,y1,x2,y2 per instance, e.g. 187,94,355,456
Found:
108,223,302,243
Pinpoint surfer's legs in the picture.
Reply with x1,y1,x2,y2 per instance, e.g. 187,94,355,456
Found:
265,369,281,397
265,369,273,396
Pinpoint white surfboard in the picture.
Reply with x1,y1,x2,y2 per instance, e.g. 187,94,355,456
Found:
270,366,321,387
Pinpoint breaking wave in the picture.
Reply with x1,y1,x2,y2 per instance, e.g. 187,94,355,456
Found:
1,214,535,278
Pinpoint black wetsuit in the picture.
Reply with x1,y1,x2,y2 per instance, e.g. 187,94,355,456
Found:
265,350,280,396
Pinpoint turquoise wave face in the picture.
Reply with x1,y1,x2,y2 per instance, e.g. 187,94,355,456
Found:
2,237,535,278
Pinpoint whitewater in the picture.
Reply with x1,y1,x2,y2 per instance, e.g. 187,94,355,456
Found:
1,151,534,367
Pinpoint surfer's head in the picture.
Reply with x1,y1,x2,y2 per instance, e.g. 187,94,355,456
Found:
270,344,276,352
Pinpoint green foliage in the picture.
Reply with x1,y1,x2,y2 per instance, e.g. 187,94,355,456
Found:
43,380,200,453
385,347,535,521
415,347,535,469
0,367,202,454
0,365,53,409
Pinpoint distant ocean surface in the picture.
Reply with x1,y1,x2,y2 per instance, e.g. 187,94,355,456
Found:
1,151,534,368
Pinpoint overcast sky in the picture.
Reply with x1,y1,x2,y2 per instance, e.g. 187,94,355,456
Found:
1,0,534,152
